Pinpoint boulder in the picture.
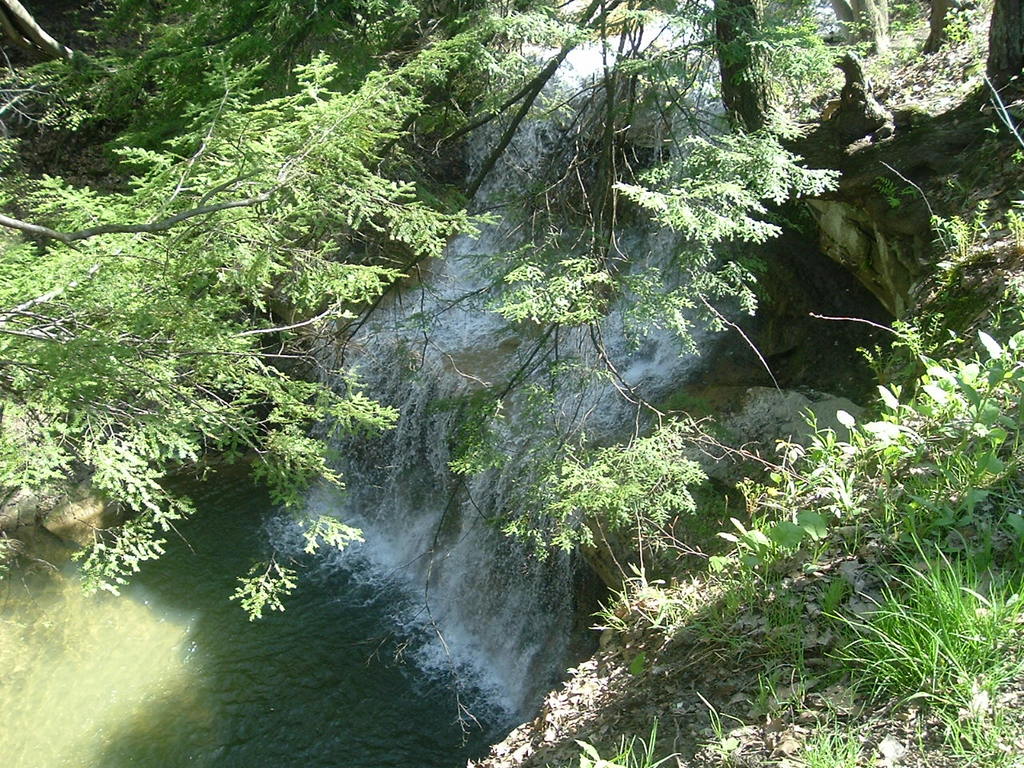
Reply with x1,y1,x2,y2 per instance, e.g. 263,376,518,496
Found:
40,483,122,547
724,386,862,449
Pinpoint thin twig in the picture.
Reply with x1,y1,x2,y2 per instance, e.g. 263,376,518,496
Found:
879,161,935,220
698,294,780,391
809,312,898,335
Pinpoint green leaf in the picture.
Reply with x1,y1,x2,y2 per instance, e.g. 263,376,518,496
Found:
877,385,900,410
1005,513,1024,539
964,488,989,512
863,421,903,442
741,529,772,551
797,510,828,540
629,652,647,677
921,384,950,405
709,555,733,572
978,331,1003,360
768,520,806,549
959,380,982,408
720,737,741,752
982,454,1005,475
836,409,856,429
977,402,1001,427
576,740,601,760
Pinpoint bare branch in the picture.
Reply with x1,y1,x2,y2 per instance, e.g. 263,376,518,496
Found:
698,294,780,391
236,305,339,337
879,161,935,220
809,312,899,335
0,0,76,62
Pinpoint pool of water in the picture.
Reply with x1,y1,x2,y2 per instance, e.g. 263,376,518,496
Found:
0,475,503,767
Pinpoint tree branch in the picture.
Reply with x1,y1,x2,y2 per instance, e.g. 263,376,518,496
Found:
236,305,339,337
0,0,76,62
0,192,274,245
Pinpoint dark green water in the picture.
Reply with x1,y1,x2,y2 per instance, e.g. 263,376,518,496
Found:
0,476,502,767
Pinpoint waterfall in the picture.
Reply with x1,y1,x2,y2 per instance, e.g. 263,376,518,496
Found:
288,45,725,723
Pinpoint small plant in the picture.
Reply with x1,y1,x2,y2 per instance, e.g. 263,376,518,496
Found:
594,565,693,633
933,202,990,276
697,694,745,765
820,575,851,615
575,721,676,768
946,698,1018,767
803,726,863,768
710,508,829,572
1006,205,1024,255
944,4,977,48
874,176,914,209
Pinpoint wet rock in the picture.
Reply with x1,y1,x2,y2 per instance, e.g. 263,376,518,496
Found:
1,487,53,531
1,485,79,569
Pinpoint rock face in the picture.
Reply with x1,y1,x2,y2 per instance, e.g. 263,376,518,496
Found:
794,76,1000,320
808,197,930,316
0,480,120,568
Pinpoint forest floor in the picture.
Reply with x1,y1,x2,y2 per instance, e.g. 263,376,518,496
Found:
473,520,1024,768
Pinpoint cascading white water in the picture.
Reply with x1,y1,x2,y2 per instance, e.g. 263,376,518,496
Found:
292,43,726,722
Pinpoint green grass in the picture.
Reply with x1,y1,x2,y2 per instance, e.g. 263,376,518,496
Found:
803,726,863,768
834,554,1023,713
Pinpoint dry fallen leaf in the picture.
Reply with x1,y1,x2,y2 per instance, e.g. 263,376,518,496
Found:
773,732,802,757
877,735,906,767
816,684,856,714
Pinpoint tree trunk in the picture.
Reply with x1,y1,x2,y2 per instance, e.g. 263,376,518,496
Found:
715,0,773,131
0,0,75,61
858,0,890,53
829,0,857,27
988,0,1024,88
830,0,889,52
924,0,953,53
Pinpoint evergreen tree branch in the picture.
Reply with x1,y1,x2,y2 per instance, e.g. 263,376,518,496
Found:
0,192,274,245
446,0,623,145
461,0,626,198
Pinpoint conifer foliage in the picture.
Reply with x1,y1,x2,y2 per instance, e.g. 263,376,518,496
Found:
0,3,480,590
